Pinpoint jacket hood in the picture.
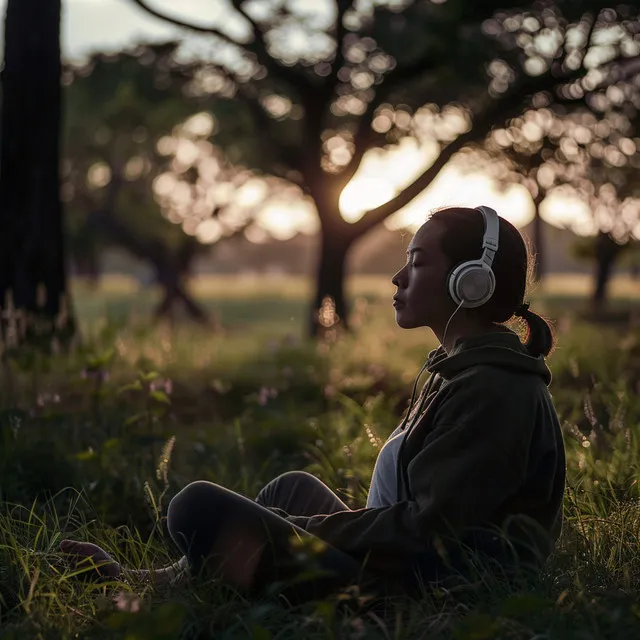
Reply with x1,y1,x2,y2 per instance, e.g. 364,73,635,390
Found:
426,330,552,385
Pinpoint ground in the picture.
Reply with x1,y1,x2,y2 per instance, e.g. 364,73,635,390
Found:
1,274,639,639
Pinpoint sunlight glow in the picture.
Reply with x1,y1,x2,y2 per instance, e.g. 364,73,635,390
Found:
387,166,535,231
339,178,395,223
541,192,599,235
235,179,268,208
256,200,319,241
196,218,223,244
337,137,535,232
181,112,215,138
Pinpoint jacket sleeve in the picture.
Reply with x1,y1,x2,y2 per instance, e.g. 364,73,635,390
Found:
285,378,534,569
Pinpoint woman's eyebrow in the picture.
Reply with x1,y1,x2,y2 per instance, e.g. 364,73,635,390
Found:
406,247,425,256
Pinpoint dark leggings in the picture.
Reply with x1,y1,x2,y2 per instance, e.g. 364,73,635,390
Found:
166,471,369,602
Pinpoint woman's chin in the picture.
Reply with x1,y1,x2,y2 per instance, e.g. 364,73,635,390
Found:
394,308,416,329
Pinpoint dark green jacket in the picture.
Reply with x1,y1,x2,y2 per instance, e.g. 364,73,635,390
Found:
287,330,566,574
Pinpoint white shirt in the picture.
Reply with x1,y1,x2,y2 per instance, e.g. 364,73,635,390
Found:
366,376,447,508
366,425,405,508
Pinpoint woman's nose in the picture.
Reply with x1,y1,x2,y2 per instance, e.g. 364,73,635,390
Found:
392,266,406,288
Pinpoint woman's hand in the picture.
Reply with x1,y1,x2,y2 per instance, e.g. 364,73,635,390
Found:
59,539,121,581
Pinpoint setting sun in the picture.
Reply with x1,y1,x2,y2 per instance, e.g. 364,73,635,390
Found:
337,138,536,232
242,138,604,242
339,178,396,223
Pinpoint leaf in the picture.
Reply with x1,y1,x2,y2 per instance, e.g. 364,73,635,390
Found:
313,600,336,623
250,625,272,640
453,612,500,640
500,593,550,618
75,448,97,461
149,390,170,405
211,379,231,394
87,348,115,369
124,413,144,427
118,381,143,394
140,371,160,383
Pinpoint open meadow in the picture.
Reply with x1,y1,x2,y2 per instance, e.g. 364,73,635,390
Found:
1,274,640,639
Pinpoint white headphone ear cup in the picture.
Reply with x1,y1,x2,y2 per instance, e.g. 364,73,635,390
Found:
450,262,495,308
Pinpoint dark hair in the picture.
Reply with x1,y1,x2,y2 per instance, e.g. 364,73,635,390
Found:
429,207,556,358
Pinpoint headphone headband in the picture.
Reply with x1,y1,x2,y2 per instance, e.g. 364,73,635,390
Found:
475,205,499,269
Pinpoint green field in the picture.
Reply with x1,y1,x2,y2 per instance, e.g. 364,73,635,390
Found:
1,275,640,638
73,272,640,335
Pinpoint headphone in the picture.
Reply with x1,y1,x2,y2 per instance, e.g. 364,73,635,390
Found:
447,205,500,308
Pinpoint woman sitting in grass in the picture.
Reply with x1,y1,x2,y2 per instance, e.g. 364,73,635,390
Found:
61,205,566,602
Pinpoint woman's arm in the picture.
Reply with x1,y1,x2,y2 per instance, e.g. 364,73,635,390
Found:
284,380,531,567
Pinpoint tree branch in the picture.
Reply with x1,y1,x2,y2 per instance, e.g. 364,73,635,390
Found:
330,99,384,191
231,0,268,57
336,51,443,189
129,0,242,44
325,1,353,96
386,50,443,88
349,49,640,238
231,78,304,170
577,12,597,70
92,208,167,268
129,0,313,95
348,74,569,238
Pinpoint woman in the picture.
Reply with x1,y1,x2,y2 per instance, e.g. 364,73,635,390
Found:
61,206,566,601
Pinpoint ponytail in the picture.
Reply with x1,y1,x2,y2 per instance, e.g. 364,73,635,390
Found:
516,304,556,358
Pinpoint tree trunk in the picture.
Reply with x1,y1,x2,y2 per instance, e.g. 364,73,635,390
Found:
90,208,209,325
154,268,209,325
309,228,352,339
592,231,623,313
0,0,73,343
532,195,544,282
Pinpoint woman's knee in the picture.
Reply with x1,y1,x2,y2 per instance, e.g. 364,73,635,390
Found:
260,470,321,494
279,470,321,484
166,481,265,579
256,470,318,504
167,481,229,559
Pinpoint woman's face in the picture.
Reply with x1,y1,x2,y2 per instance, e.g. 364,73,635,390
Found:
391,221,454,330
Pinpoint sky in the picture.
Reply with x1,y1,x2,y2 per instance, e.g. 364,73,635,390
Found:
0,0,599,240
0,0,221,61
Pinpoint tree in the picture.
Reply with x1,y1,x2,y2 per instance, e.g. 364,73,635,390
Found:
63,43,290,323
63,43,208,321
468,45,640,307
128,0,640,335
0,0,73,344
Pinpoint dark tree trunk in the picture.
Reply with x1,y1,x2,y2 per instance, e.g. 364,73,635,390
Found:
154,266,209,325
90,208,209,324
0,0,73,340
592,231,623,313
309,228,352,339
532,195,544,282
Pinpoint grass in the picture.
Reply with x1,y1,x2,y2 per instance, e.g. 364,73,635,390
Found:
1,274,640,638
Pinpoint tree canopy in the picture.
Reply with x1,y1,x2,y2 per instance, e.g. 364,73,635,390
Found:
63,41,307,322
128,0,640,333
